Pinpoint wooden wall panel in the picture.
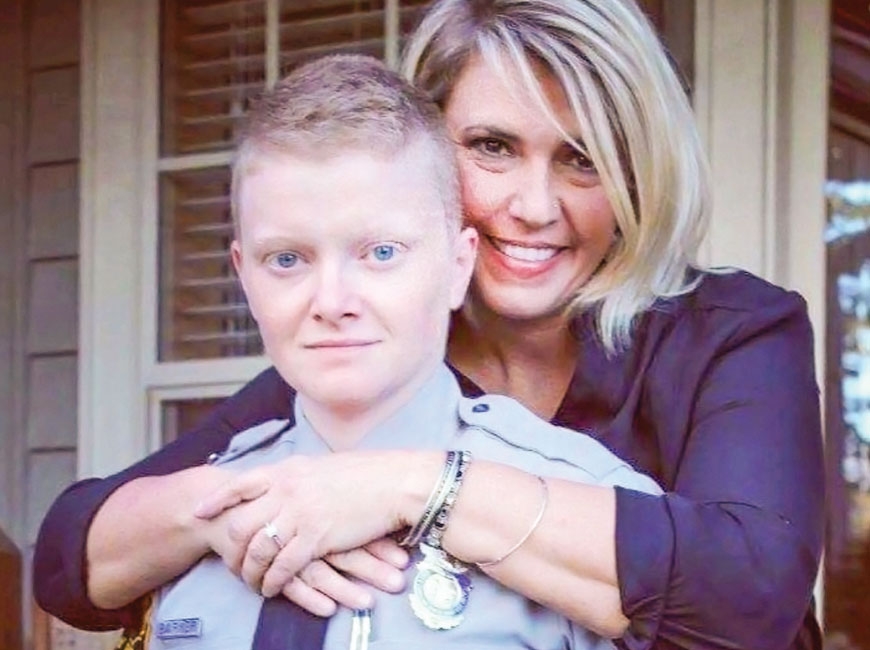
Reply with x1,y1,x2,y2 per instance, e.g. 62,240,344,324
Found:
25,452,76,544
0,0,26,554
28,164,79,259
28,0,80,68
27,355,78,449
26,259,78,354
28,68,80,165
21,0,83,646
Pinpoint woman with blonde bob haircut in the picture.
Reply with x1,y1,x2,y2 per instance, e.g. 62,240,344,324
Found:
35,1,824,649
403,0,710,350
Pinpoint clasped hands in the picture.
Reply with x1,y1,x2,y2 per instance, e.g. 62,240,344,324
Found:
193,451,417,616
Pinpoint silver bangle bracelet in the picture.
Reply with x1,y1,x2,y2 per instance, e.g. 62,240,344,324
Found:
400,451,460,547
424,450,472,549
476,475,549,569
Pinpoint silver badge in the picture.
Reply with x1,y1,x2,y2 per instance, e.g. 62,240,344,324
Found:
409,543,472,630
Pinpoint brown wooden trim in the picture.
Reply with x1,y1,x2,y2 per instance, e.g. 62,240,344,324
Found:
0,529,22,650
830,3,870,131
0,4,28,646
31,602,52,650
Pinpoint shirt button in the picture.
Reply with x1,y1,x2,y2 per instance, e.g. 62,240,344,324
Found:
472,403,489,413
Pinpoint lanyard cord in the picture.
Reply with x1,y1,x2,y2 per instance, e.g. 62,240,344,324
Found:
349,609,372,650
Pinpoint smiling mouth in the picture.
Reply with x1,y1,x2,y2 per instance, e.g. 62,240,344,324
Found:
487,236,565,262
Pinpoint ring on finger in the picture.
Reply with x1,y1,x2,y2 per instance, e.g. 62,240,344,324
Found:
262,521,285,550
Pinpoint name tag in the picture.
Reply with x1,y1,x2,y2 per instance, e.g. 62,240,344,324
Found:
156,617,203,639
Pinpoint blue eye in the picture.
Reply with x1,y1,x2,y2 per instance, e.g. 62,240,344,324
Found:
372,244,395,261
273,252,298,268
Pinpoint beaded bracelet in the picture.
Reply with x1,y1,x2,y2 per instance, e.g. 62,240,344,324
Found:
399,450,460,548
424,450,472,549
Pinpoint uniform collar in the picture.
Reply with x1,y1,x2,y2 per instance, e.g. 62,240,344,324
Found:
291,364,462,453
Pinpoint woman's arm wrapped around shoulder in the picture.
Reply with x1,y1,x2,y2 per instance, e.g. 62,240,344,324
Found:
32,366,292,630
616,288,825,649
195,287,823,649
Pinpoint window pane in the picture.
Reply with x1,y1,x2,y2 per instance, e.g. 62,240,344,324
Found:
161,0,266,155
278,0,428,74
161,397,226,444
825,183,870,650
279,0,386,70
158,166,263,360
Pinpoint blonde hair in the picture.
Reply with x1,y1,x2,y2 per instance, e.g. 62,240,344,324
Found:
232,54,461,237
402,0,711,351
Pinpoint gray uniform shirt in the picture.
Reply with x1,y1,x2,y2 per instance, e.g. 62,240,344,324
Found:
148,364,661,650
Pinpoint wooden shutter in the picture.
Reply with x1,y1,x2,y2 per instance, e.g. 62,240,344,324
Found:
158,0,265,361
158,165,262,360
161,0,266,156
278,0,429,73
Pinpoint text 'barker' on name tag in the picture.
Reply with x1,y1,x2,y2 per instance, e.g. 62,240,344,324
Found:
156,617,203,639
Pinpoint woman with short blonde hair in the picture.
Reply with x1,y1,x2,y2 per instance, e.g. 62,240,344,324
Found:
404,0,710,350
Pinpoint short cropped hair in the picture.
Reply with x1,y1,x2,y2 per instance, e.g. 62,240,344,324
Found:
231,54,460,237
402,0,711,351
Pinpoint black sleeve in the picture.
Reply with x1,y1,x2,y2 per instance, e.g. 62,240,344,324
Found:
32,366,293,630
615,294,824,649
